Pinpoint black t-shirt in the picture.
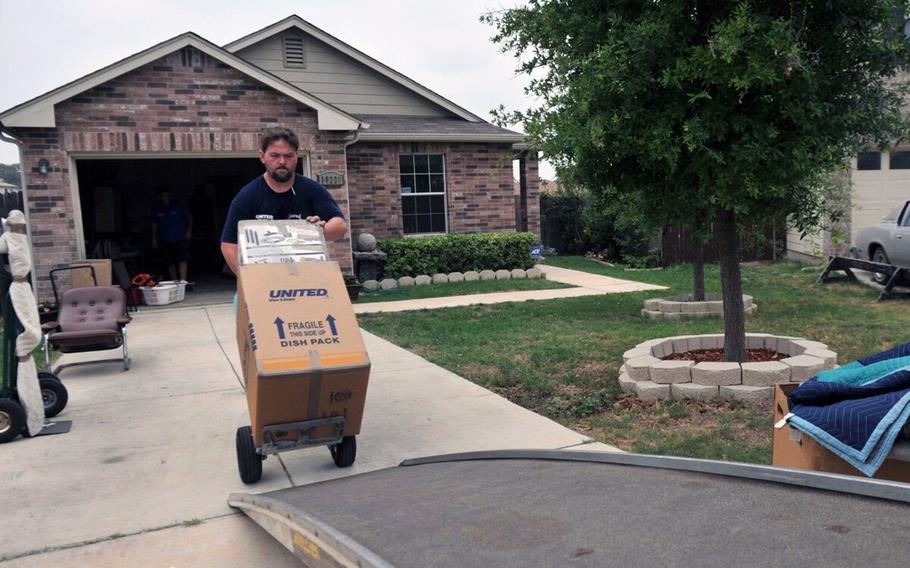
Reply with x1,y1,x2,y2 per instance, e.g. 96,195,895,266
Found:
220,174,345,244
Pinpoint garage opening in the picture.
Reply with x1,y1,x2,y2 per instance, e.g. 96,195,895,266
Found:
75,156,303,302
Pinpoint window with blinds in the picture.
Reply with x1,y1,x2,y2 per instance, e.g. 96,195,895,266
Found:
283,35,305,68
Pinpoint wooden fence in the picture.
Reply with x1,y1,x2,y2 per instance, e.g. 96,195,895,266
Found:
0,189,24,219
660,217,787,266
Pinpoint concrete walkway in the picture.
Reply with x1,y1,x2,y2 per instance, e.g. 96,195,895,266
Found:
1,299,621,566
353,264,666,314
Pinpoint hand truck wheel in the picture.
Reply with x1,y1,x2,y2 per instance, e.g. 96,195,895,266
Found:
329,435,356,468
236,426,263,484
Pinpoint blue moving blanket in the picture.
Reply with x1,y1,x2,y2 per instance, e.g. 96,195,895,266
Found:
787,341,910,477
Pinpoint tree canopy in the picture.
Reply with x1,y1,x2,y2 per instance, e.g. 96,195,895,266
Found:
486,0,910,360
0,164,21,188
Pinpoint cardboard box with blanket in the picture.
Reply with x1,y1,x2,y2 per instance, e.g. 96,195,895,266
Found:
772,383,910,482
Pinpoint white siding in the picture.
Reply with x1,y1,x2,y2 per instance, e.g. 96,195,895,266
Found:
236,32,451,117
786,226,826,260
851,151,910,244
787,149,910,260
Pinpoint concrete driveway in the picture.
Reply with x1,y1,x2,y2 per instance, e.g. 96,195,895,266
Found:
1,302,617,566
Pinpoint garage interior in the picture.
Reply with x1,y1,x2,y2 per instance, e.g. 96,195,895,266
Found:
76,157,300,303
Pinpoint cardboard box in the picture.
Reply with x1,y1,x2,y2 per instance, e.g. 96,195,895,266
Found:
237,220,327,266
236,261,370,447
772,383,910,482
69,259,112,288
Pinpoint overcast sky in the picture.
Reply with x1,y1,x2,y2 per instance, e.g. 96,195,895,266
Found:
0,0,556,179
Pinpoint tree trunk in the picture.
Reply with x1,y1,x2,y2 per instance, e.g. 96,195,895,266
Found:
692,241,705,301
716,208,746,362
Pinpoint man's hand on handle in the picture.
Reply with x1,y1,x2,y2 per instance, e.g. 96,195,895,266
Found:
309,216,348,241
221,217,347,276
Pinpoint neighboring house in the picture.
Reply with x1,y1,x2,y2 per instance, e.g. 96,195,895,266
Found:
513,178,560,195
788,149,909,262
0,15,538,299
538,179,562,195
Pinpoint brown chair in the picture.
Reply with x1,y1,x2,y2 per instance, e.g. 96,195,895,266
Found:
42,286,131,374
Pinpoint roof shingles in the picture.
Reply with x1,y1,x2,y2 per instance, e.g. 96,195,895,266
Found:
356,115,525,142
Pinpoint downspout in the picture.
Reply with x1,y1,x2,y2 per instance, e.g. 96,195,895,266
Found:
341,121,367,273
0,123,38,293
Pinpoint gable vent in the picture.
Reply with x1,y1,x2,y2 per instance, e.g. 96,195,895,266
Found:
283,35,305,68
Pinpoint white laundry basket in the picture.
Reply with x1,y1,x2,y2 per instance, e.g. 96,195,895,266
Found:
156,280,187,302
140,281,186,306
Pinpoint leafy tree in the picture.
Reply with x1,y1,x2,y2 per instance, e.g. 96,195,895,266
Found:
485,1,910,361
0,163,21,188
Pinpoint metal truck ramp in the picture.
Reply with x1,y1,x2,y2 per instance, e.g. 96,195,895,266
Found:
229,450,910,568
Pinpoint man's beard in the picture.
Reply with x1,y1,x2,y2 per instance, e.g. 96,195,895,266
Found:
269,167,292,183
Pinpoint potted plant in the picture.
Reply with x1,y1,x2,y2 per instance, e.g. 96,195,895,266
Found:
343,274,363,301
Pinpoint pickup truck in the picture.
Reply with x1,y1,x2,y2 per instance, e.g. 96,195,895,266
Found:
854,200,910,283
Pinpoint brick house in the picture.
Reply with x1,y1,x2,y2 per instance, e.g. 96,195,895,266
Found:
0,15,538,299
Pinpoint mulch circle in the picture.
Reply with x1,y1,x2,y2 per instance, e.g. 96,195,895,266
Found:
663,348,785,363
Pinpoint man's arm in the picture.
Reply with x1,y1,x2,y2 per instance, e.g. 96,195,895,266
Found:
306,215,347,241
324,217,347,241
185,212,193,241
221,242,239,276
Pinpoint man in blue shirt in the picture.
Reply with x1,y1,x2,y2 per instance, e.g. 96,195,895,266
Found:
153,190,193,281
220,127,347,274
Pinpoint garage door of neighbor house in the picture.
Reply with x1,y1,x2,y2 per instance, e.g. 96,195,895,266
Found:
72,154,308,280
852,150,910,243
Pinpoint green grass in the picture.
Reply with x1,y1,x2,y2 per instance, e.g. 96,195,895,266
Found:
358,256,910,464
0,329,55,376
355,277,571,303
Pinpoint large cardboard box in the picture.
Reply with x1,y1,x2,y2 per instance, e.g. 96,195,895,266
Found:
772,383,910,482
236,261,370,447
69,259,112,288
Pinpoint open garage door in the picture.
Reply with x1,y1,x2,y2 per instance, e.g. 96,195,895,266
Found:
74,156,305,299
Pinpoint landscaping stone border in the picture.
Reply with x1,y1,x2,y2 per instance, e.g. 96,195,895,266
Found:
618,334,837,405
361,267,545,291
642,293,756,319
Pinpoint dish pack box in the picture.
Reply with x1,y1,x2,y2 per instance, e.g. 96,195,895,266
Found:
237,219,327,266
236,261,371,446
771,383,910,482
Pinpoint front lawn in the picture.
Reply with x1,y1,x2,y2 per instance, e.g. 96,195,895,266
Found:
356,277,571,303
358,257,910,464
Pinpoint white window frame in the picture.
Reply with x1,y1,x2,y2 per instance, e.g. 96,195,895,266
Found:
399,153,448,235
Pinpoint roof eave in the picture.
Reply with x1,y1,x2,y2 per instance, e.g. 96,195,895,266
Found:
357,132,527,143
0,33,361,132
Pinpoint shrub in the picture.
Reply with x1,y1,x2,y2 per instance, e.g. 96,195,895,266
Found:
541,185,656,263
540,188,586,254
379,232,537,278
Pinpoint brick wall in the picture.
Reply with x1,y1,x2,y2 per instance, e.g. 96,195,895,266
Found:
15,46,353,300
519,151,541,238
347,142,537,239
346,143,402,238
